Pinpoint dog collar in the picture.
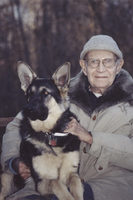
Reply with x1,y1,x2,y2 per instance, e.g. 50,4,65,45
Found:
46,132,69,147
53,132,69,137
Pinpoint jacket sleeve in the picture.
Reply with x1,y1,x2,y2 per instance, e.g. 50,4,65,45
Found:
87,121,133,171
1,112,23,170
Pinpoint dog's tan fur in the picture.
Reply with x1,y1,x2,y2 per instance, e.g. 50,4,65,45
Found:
32,147,83,200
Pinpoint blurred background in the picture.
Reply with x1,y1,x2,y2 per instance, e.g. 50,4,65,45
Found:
0,0,133,118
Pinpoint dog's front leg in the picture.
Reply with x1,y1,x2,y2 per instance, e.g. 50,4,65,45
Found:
51,179,75,200
68,173,84,200
0,172,14,200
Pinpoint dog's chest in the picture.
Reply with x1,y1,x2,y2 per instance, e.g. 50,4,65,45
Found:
30,139,80,182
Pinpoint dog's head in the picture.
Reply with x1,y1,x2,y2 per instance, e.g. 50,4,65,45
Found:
17,61,71,132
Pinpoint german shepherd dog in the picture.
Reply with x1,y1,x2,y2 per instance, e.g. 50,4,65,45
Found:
0,62,83,200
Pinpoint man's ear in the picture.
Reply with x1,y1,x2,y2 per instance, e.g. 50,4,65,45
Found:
116,59,124,74
79,60,87,76
17,61,37,92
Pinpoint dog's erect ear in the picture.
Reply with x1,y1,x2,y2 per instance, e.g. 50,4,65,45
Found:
52,62,71,102
52,62,71,87
17,61,37,92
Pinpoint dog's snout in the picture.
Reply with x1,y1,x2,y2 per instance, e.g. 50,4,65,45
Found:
32,95,42,102
23,96,48,121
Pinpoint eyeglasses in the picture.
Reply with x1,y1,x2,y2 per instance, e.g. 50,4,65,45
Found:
85,58,118,69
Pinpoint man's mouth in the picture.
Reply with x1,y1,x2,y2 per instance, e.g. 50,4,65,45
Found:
95,76,108,78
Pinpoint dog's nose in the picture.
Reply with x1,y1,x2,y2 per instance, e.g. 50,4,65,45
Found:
26,102,40,113
23,99,48,121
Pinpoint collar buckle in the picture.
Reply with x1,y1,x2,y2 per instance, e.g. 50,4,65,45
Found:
48,134,57,146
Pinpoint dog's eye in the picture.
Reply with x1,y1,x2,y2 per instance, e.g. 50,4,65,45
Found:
44,91,49,95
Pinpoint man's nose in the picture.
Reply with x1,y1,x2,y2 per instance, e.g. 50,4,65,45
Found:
97,60,105,72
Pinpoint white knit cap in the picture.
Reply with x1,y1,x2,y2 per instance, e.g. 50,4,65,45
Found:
80,35,123,59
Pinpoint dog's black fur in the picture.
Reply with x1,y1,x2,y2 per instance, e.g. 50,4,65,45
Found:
0,62,83,200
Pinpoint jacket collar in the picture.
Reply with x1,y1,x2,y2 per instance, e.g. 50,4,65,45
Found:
69,69,133,115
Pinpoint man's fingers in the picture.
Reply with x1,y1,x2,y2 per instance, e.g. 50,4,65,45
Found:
20,171,31,180
18,161,31,179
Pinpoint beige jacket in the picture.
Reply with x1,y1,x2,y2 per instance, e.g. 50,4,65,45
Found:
69,69,133,200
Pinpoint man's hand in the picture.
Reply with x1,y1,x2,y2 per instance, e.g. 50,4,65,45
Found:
64,118,93,144
12,158,31,180
18,161,31,180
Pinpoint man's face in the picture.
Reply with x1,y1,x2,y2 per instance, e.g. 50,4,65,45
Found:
80,50,124,94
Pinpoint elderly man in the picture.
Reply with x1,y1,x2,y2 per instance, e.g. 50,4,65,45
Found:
66,35,133,200
1,35,133,200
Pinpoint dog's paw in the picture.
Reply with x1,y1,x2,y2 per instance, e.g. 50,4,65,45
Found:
0,194,5,200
